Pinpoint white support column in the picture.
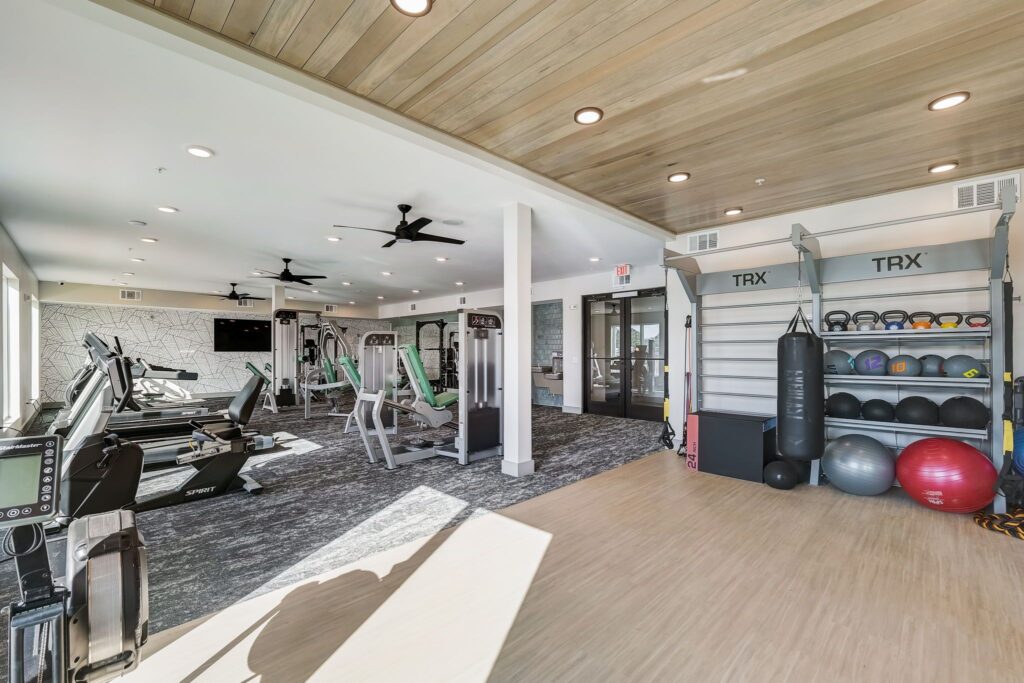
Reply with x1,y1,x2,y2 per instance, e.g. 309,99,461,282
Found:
502,202,534,477
270,284,286,397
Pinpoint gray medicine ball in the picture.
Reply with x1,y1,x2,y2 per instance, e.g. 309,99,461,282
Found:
823,350,855,375
822,434,895,496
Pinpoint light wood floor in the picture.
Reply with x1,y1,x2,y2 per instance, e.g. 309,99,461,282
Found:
129,451,1024,683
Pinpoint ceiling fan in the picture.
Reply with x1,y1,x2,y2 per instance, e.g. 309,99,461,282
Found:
257,258,327,286
204,283,266,301
334,203,465,248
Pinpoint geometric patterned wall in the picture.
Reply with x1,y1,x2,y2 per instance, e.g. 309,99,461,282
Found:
39,303,384,403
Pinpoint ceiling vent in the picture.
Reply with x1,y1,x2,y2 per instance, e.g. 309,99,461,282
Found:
324,304,337,314
409,303,417,311
458,296,467,306
237,299,254,308
119,289,143,302
956,174,1019,209
687,229,719,253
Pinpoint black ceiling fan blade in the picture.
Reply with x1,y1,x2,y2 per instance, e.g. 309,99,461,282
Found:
290,274,327,280
414,234,465,245
381,239,397,248
405,217,432,234
200,293,230,298
333,225,397,236
258,275,285,280
240,296,267,301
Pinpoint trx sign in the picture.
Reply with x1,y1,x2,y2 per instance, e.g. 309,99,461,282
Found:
820,239,989,284
732,271,767,286
696,263,800,295
871,253,922,272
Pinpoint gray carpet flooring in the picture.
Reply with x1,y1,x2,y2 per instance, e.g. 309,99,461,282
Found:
0,399,664,678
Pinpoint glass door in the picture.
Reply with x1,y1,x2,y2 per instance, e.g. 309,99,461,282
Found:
583,288,666,421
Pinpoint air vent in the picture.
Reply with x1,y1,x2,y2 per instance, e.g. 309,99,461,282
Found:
687,230,719,253
119,289,142,302
237,299,254,308
956,174,1019,209
324,304,337,314
409,303,417,311
458,296,467,306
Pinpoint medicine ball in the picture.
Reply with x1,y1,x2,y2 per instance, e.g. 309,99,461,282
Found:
826,392,861,419
887,354,922,377
919,354,945,377
853,349,889,376
943,354,988,379
763,460,801,490
939,396,989,430
895,396,939,425
823,350,855,375
861,399,895,422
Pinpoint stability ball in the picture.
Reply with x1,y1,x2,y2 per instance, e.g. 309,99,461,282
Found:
823,350,855,375
939,396,989,430
919,354,945,377
861,399,895,422
895,396,940,425
896,438,997,512
943,354,988,379
764,460,801,490
826,392,861,419
822,434,895,496
854,349,889,376
887,354,922,377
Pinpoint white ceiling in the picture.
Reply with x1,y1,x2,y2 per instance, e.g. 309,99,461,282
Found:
0,0,664,307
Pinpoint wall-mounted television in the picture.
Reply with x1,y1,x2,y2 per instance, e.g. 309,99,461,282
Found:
213,318,271,352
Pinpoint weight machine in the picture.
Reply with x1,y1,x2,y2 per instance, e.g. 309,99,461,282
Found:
414,319,458,393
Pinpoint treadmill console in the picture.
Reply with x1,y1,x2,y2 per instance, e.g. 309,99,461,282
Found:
0,435,63,528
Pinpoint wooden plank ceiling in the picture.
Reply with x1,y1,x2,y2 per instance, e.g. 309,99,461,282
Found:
137,0,1024,233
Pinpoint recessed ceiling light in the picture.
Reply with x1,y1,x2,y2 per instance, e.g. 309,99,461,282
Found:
251,271,261,276
381,271,392,276
574,107,604,125
454,281,464,286
213,290,223,294
928,91,970,111
128,220,147,227
140,237,159,243
287,296,295,300
186,146,215,158
434,256,448,262
755,177,767,186
326,236,341,242
311,290,319,294
348,301,356,305
122,272,135,276
390,0,432,16
667,172,691,183
116,281,128,286
131,257,145,263
342,281,351,286
157,206,178,214
724,207,743,216
928,161,959,174
377,295,385,300
589,257,601,262
441,219,463,226
411,289,420,293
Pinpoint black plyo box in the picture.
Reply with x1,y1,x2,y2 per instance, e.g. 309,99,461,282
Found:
693,411,776,483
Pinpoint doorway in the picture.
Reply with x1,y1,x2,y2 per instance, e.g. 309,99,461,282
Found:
583,288,666,421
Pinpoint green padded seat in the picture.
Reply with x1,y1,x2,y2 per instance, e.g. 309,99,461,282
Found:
323,357,338,384
247,361,270,383
337,355,361,386
399,344,458,409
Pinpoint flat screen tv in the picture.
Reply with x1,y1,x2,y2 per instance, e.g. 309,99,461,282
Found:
213,318,272,353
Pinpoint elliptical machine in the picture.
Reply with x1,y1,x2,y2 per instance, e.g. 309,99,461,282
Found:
2,435,148,683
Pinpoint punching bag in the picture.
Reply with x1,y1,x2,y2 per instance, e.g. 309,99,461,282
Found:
777,308,825,460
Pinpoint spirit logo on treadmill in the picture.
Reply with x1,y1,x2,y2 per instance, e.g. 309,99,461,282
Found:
185,486,217,497
871,253,922,272
732,271,767,287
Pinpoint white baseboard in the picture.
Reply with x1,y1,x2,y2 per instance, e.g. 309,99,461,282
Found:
562,405,582,414
501,459,536,477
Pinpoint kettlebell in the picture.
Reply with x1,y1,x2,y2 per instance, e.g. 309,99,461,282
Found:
852,311,879,332
909,312,935,330
936,313,963,330
824,310,851,333
880,310,908,331
966,314,991,328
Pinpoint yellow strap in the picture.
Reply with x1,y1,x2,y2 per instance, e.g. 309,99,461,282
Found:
1004,420,1014,453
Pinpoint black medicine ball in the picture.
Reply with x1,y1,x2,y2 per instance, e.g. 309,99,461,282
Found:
939,396,989,430
826,392,861,419
861,399,895,422
764,460,801,490
894,396,939,425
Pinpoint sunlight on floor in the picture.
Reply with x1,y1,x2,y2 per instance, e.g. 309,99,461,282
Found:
123,502,551,682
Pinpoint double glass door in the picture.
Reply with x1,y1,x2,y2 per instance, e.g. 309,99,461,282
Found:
584,288,666,421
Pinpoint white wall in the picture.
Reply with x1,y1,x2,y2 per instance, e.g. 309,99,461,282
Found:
0,220,40,432
664,169,1023,443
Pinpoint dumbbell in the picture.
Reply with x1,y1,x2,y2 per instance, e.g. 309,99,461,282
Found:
824,310,851,332
880,310,908,331
936,313,963,330
909,312,935,330
966,314,991,328
852,311,879,331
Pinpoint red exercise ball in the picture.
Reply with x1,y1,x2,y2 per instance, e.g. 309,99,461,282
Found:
896,438,997,513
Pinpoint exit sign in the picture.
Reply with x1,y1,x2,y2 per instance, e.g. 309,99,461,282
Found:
613,263,631,288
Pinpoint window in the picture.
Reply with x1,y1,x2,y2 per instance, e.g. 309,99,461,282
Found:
2,265,20,426
31,295,39,403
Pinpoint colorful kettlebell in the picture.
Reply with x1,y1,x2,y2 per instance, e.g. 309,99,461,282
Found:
966,314,991,328
852,311,879,332
909,312,935,330
880,310,908,331
936,313,963,330
824,310,851,332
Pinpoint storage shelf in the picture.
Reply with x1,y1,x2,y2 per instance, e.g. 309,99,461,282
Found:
824,417,987,440
820,328,990,342
824,376,988,388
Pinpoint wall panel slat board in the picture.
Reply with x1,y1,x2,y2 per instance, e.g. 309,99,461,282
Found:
133,0,1024,232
